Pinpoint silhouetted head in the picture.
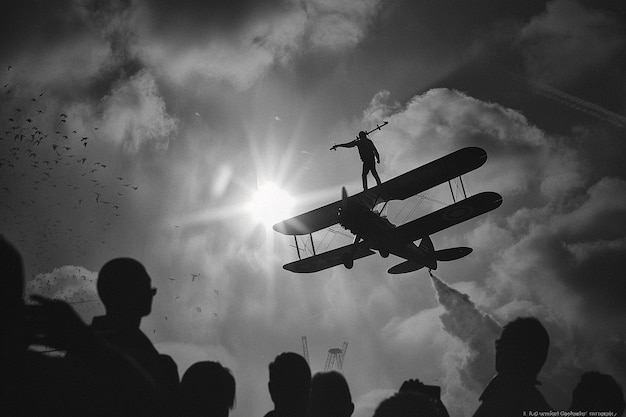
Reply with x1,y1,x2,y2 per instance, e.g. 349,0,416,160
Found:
97,258,155,318
1,236,26,356
570,371,625,415
1,236,24,306
309,371,354,417
495,317,550,378
180,361,236,417
372,391,439,417
358,131,367,140
268,352,311,414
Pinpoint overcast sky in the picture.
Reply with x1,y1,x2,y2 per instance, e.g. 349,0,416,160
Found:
2,1,626,416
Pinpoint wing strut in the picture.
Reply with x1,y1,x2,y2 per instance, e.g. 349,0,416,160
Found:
310,233,316,255
448,180,456,203
294,236,301,260
459,176,467,198
448,176,468,203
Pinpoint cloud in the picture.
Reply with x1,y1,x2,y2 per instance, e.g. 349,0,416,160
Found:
359,85,626,409
100,69,179,153
306,0,382,50
365,88,585,203
353,388,395,417
135,0,382,90
25,265,103,322
519,0,626,85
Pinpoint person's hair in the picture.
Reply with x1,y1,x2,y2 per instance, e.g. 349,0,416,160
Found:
497,316,550,376
570,371,625,415
373,391,438,417
181,361,236,416
268,352,311,409
309,371,353,417
358,131,367,139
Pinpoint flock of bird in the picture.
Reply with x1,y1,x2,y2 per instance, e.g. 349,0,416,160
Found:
1,65,142,274
2,65,221,327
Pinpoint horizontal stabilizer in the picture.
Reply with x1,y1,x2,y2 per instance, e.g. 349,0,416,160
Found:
435,247,472,261
388,260,426,274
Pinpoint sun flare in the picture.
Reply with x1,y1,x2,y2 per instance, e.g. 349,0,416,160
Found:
248,182,295,228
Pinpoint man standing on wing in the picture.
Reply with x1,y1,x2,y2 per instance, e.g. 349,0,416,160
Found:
331,130,381,191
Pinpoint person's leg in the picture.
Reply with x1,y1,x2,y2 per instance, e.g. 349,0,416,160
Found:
371,165,382,186
362,164,369,190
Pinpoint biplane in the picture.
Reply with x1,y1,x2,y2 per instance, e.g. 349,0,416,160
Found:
273,147,502,274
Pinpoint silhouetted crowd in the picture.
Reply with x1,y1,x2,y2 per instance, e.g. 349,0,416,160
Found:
1,236,624,417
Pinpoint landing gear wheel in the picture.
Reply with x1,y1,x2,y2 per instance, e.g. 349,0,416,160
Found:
380,250,389,258
343,254,354,269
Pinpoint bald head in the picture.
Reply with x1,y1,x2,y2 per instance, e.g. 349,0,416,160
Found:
97,258,155,318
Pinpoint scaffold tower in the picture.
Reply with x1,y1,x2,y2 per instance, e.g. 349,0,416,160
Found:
324,341,348,371
301,336,310,365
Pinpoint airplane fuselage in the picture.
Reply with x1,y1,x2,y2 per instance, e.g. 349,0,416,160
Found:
339,204,428,265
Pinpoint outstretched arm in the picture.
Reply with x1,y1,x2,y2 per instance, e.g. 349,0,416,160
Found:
330,140,357,151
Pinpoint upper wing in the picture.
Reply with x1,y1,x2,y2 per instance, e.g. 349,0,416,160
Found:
375,146,487,202
273,147,488,235
273,199,342,236
282,242,375,273
390,191,503,244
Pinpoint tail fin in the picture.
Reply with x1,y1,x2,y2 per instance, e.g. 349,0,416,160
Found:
387,238,473,274
419,237,472,269
419,236,437,270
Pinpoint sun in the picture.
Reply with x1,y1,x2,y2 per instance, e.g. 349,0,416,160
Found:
248,182,295,228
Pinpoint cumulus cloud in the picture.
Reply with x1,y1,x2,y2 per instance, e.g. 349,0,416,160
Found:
364,88,585,203
25,265,103,322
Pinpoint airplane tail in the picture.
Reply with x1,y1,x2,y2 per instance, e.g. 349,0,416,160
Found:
387,236,472,274
420,236,437,270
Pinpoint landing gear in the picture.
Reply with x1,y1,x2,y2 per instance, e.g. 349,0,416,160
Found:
343,235,362,269
343,254,354,269
379,249,389,258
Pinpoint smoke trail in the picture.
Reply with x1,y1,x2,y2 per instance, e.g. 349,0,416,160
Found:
428,271,501,393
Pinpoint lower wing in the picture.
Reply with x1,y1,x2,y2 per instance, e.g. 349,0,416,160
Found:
392,192,503,243
283,242,375,273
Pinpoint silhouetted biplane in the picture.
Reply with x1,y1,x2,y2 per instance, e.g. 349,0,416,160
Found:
273,147,502,274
